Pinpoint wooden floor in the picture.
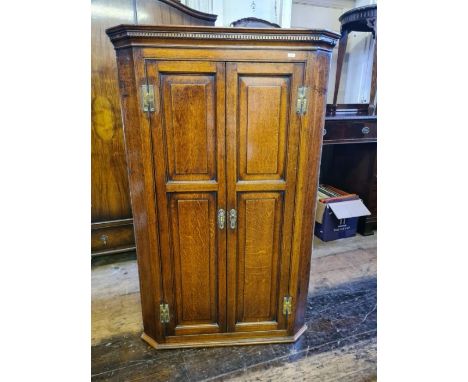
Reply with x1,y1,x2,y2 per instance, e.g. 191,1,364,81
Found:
92,233,377,381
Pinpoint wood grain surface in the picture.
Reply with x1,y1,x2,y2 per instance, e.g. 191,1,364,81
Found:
91,0,217,255
107,25,339,348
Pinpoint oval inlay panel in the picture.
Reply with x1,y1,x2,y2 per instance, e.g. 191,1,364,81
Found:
92,96,115,141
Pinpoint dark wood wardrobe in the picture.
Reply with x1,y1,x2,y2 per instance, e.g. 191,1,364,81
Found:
91,0,217,256
107,24,339,348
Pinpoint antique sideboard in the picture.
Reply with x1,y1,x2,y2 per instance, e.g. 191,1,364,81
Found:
322,4,377,235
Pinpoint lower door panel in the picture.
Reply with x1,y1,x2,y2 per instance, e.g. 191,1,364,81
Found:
234,192,285,332
168,193,223,336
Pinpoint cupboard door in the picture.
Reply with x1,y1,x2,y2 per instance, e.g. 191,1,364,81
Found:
146,61,226,336
226,62,305,332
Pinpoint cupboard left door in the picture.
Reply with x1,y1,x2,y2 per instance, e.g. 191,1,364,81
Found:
146,61,227,337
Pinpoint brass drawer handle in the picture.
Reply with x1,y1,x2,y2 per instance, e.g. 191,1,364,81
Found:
100,234,108,246
229,209,237,229
217,209,226,230
362,126,370,134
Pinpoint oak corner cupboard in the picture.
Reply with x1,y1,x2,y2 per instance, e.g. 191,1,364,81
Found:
106,24,340,349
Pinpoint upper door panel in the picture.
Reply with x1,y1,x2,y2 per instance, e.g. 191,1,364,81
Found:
161,73,217,181
238,74,290,181
154,61,222,183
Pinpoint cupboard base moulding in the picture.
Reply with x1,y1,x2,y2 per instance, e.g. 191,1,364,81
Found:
141,325,308,349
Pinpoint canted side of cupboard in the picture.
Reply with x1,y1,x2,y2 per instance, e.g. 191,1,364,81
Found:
107,25,339,349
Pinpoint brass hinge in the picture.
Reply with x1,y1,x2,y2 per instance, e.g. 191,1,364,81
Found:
141,84,155,113
296,86,308,115
283,296,293,316
159,303,170,323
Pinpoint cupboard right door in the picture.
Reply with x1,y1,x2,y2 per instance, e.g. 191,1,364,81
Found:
226,62,305,333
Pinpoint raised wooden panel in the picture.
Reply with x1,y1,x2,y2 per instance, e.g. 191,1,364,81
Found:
235,192,283,330
169,193,221,334
161,74,216,181
238,76,290,181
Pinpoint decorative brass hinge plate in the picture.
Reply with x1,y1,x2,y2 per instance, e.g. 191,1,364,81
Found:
283,296,293,315
296,86,308,115
160,303,170,323
141,84,155,113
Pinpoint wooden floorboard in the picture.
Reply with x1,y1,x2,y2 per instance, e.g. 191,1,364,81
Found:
221,338,377,381
91,233,377,381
